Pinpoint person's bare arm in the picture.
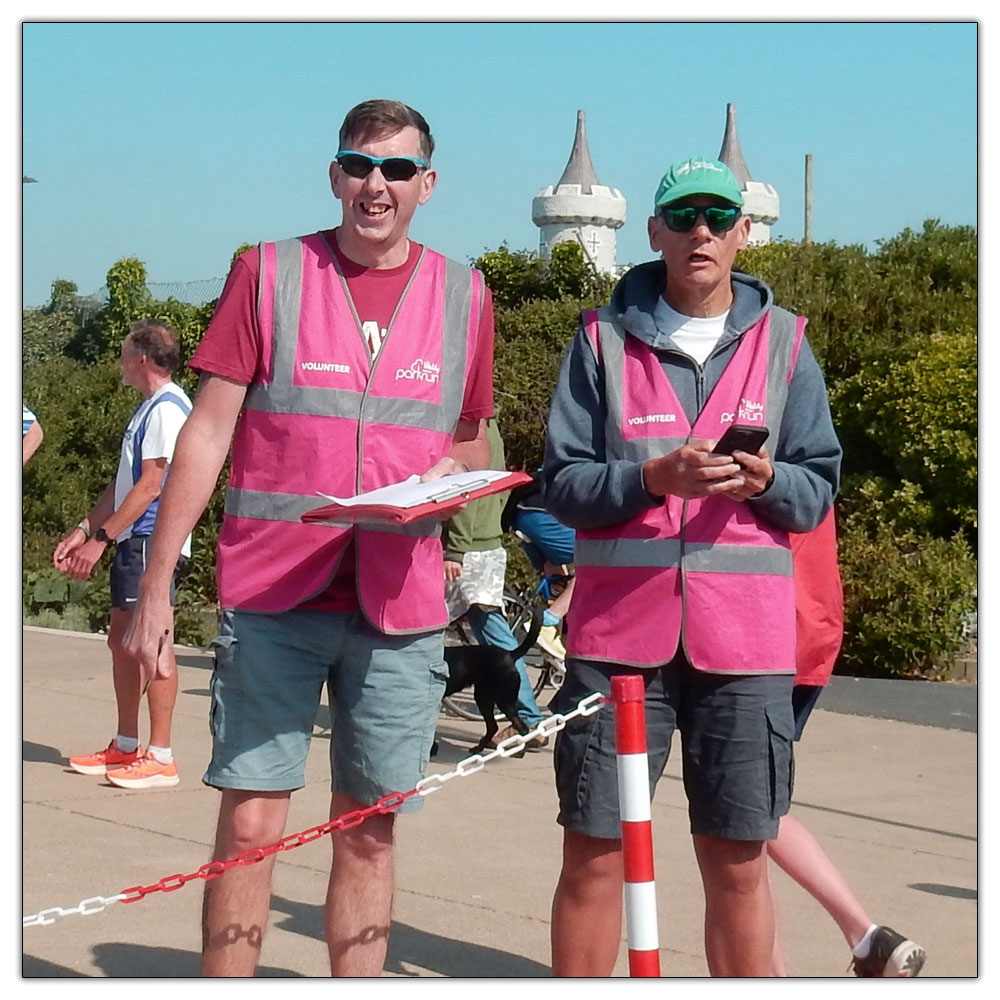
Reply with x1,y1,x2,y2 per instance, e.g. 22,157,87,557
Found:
124,375,248,683
22,420,43,466
55,461,170,581
53,481,115,572
421,418,489,481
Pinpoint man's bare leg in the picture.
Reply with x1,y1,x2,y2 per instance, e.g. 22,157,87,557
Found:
146,627,178,749
326,791,395,976
551,829,624,976
202,789,292,976
108,608,142,741
694,833,774,976
767,812,872,947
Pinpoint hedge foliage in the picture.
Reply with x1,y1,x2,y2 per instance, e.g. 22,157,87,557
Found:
22,229,977,678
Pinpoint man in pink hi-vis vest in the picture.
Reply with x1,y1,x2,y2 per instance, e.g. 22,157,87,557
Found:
124,100,494,977
543,157,842,976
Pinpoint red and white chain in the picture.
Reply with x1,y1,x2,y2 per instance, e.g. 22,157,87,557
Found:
23,692,603,929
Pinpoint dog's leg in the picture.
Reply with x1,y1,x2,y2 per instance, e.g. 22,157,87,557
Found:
472,688,500,752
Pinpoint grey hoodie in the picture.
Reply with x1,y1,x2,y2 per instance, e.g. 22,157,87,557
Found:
542,260,842,533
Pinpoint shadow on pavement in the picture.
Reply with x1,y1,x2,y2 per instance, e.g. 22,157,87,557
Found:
21,955,87,977
22,740,67,766
176,653,213,671
24,943,304,978
270,893,549,978
909,882,977,901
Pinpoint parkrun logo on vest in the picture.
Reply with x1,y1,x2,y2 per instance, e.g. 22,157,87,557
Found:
396,358,440,384
300,361,351,374
720,398,766,423
627,413,677,426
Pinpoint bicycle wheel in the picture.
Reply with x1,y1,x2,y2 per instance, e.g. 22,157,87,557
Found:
503,584,560,706
441,693,494,721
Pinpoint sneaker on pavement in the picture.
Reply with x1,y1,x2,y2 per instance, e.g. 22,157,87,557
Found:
68,741,140,775
851,926,926,977
106,752,179,790
536,623,566,660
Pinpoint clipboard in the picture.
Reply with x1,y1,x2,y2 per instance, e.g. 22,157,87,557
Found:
301,470,533,526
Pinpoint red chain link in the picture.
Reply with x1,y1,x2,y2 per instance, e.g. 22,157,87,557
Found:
118,787,420,904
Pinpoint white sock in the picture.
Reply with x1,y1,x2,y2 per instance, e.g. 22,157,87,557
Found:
114,735,140,754
852,924,880,957
146,745,173,764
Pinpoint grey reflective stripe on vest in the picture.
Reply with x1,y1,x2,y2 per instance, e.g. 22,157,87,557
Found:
225,488,441,537
576,536,791,574
591,306,689,461
684,542,792,575
245,237,476,433
761,307,797,447
576,536,682,568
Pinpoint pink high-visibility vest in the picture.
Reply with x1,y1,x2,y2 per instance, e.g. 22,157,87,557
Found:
216,233,486,633
568,305,805,672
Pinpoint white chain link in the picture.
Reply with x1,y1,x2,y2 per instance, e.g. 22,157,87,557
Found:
417,691,604,795
23,692,605,929
23,893,128,928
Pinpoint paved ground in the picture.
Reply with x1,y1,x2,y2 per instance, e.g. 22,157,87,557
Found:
21,626,978,978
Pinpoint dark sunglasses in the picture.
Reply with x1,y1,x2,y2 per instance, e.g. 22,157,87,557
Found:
335,149,429,182
660,203,742,234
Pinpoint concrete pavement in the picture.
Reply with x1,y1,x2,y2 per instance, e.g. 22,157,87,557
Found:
21,625,978,978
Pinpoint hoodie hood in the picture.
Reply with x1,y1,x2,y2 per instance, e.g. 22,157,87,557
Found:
610,259,773,350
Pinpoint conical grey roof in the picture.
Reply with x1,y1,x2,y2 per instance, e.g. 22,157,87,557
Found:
557,110,601,194
718,102,752,186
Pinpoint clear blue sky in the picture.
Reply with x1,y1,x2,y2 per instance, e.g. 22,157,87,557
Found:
21,20,978,308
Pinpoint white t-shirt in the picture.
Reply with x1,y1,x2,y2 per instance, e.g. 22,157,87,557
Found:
114,381,193,558
653,297,730,366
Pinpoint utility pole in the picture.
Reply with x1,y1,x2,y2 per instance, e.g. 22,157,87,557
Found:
804,154,813,244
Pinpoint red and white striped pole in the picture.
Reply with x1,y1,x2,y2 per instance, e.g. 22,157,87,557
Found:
611,674,660,977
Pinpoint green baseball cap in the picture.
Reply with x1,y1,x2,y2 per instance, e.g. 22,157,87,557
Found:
653,156,744,211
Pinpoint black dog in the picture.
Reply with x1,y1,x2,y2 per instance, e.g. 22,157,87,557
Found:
441,608,543,753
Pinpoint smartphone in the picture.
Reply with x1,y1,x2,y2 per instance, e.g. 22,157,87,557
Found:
711,423,770,457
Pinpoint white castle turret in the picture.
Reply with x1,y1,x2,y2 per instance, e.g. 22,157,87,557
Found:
718,102,780,245
532,110,627,274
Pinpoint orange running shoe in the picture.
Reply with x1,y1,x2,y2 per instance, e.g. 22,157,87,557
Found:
106,752,179,790
68,741,141,775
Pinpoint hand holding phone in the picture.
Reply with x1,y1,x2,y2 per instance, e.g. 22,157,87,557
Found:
711,424,770,461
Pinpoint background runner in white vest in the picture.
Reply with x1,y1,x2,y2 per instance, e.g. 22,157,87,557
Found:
52,319,191,791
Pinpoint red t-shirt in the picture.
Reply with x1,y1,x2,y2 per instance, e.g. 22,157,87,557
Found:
191,231,495,611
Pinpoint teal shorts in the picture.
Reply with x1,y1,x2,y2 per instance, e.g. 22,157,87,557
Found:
203,609,447,810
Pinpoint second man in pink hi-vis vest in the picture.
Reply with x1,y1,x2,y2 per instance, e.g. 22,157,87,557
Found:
124,100,495,977
544,157,842,976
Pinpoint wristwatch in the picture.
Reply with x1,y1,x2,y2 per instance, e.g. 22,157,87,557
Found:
94,527,112,543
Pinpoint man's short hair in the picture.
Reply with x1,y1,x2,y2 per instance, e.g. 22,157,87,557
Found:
127,319,181,374
338,99,435,162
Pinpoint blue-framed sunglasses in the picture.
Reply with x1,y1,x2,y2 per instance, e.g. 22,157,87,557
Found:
335,149,429,182
660,203,742,234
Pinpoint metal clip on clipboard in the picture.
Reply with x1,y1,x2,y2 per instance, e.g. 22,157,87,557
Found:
426,478,489,503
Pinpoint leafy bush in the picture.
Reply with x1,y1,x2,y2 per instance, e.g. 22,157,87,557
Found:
837,480,977,678
831,330,977,539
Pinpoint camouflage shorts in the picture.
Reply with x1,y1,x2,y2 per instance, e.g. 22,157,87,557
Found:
444,547,507,621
